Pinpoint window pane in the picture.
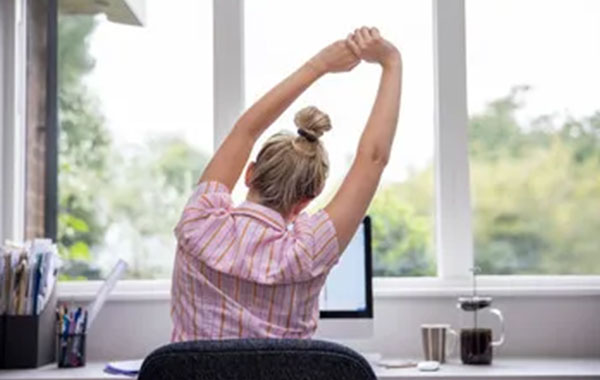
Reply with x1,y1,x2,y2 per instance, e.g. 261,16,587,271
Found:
466,0,600,274
244,0,435,276
57,0,212,280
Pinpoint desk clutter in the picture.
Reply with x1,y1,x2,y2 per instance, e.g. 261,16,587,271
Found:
0,239,128,370
56,305,87,368
0,239,59,369
54,259,127,369
1,239,58,316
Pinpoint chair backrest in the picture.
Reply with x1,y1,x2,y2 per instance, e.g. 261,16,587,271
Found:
139,339,376,380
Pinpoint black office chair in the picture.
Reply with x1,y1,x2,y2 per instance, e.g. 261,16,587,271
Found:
139,339,376,380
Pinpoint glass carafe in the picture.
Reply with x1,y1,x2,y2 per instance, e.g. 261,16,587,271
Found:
457,296,505,365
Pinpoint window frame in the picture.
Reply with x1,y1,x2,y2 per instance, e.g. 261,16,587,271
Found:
15,0,596,298
45,0,59,240
0,0,27,245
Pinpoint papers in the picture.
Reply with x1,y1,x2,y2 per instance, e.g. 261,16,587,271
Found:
0,239,59,316
104,359,144,376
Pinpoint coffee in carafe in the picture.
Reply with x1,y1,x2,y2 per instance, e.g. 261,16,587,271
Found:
460,328,493,364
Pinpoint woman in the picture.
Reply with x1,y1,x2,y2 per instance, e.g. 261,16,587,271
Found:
172,27,402,341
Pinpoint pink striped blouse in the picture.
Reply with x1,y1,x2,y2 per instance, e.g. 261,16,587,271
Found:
171,181,340,341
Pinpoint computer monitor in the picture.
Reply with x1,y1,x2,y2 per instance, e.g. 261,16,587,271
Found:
315,216,373,339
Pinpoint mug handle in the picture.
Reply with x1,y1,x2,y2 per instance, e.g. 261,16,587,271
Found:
489,308,505,347
446,328,459,357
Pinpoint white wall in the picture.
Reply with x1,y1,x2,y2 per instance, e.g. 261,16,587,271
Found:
82,295,600,361
0,0,26,244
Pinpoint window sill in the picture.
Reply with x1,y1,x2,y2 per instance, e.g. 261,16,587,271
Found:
56,276,600,303
1,358,599,380
57,279,172,302
373,276,600,298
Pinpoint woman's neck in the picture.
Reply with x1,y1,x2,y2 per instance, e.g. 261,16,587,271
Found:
245,190,262,204
246,191,295,224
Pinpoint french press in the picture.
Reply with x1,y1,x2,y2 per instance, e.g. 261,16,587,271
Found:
457,268,505,365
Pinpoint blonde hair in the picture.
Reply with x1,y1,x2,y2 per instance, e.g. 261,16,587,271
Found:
249,106,332,216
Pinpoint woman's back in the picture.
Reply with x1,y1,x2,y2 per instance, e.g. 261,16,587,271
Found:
171,181,339,341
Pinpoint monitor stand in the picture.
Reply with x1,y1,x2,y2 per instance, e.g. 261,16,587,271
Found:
314,318,374,340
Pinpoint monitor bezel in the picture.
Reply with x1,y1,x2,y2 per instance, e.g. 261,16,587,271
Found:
319,215,373,319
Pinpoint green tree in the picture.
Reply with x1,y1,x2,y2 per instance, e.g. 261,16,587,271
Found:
58,16,209,279
102,138,208,278
369,85,600,276
469,87,600,274
369,167,435,276
58,15,109,279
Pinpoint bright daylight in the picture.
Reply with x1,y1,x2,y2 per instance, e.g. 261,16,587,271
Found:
57,0,599,280
0,0,599,378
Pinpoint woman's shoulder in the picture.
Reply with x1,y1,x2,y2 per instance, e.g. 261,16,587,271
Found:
293,209,338,242
188,180,232,208
288,209,341,277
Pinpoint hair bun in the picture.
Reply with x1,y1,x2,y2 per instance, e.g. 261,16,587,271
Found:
294,106,332,142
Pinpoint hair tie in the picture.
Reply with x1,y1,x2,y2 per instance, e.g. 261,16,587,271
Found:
297,129,317,142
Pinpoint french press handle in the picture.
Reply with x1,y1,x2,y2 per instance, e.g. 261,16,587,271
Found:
489,308,505,347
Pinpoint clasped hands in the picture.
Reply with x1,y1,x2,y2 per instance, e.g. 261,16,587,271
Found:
309,26,401,75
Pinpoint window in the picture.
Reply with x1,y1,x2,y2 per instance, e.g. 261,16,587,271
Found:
466,0,600,274
57,0,213,280
243,0,436,277
42,0,599,288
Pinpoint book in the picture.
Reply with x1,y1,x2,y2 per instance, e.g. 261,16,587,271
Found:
104,359,144,376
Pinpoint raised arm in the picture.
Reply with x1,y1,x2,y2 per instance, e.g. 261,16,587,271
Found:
325,27,403,250
199,40,360,190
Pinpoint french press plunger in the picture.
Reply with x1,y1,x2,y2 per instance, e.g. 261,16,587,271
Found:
457,268,505,365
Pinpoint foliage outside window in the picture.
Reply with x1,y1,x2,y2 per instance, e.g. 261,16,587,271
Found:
56,0,600,280
467,0,600,274
58,0,212,280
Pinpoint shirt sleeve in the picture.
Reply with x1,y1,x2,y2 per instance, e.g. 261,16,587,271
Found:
174,181,233,255
293,209,340,278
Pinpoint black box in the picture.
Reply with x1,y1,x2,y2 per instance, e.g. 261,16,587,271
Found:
1,289,57,369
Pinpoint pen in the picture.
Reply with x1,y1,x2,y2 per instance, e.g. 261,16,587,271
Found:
61,313,69,366
57,306,64,335
82,310,88,334
63,314,69,338
74,307,81,332
69,311,75,334
71,307,83,365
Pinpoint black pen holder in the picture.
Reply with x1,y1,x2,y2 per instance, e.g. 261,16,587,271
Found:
57,333,86,368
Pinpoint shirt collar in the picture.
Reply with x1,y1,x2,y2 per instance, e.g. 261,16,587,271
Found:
235,201,286,231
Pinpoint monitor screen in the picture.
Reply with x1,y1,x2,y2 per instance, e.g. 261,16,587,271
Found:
319,216,372,318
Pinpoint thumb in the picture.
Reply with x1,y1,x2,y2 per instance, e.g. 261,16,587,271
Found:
346,34,361,58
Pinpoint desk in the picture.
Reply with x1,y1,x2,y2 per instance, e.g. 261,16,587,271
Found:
374,359,600,379
1,358,599,380
0,363,127,380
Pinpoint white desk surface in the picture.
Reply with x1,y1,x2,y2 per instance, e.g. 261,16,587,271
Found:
0,358,599,380
374,358,600,379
